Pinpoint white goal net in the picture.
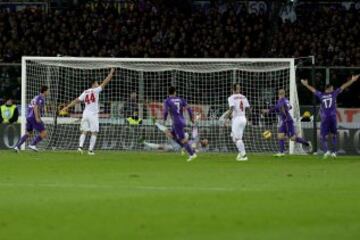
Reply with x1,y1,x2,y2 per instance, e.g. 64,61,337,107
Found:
22,57,304,154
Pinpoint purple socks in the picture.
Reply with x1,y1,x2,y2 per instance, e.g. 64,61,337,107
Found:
16,134,29,148
279,139,285,153
173,136,195,156
295,137,309,146
332,135,337,153
183,143,195,156
30,135,43,146
321,136,328,152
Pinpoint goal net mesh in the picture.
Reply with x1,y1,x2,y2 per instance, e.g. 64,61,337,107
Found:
23,58,304,154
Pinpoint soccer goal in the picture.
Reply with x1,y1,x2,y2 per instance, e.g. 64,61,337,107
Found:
22,57,304,154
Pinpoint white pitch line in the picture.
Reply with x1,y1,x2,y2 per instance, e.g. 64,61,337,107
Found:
0,182,235,192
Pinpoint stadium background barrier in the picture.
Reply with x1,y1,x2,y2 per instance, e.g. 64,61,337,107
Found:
0,123,359,155
0,64,359,154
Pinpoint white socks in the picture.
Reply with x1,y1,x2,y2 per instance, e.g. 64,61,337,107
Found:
235,139,246,156
79,133,97,151
155,122,168,132
79,133,86,148
144,141,160,149
89,135,97,151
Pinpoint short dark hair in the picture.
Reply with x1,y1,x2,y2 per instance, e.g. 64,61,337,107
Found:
89,80,98,87
168,86,176,95
40,85,48,93
233,83,240,91
3,95,11,101
325,84,333,90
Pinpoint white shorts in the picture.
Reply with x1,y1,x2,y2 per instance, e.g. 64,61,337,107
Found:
231,117,247,141
80,114,99,132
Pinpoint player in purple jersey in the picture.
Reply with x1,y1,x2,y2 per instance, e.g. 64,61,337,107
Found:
14,86,49,152
163,86,197,161
301,74,359,158
262,89,311,157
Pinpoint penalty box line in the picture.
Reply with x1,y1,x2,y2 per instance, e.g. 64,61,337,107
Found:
0,182,235,192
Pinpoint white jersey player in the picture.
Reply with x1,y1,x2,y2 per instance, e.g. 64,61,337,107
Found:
61,68,115,155
223,83,250,161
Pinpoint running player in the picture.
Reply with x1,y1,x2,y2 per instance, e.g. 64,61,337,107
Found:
14,86,49,152
163,86,197,161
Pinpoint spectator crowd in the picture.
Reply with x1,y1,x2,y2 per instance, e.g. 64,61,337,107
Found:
0,1,359,104
0,1,359,64
272,3,360,66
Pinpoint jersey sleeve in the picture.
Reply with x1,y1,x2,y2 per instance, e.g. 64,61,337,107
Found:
244,97,250,108
78,91,86,101
334,88,342,97
269,101,279,113
182,98,188,107
182,98,193,120
94,86,102,94
228,97,234,108
270,100,282,113
163,100,169,121
35,96,44,107
314,91,322,100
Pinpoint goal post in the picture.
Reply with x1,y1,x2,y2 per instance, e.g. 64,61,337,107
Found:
20,57,27,150
22,57,304,154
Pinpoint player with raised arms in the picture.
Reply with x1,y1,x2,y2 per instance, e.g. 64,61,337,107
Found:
223,83,250,161
61,68,115,155
14,86,49,152
301,74,359,158
163,86,197,161
262,89,312,157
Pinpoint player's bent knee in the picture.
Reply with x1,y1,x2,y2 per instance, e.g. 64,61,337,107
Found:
40,131,47,139
232,137,242,143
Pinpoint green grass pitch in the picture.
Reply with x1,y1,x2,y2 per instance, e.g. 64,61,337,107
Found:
0,151,359,240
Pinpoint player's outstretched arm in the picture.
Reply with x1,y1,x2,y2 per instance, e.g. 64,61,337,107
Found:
100,68,115,89
340,74,360,91
219,109,230,122
224,107,234,119
163,104,168,120
301,79,316,93
185,106,194,124
261,109,269,114
245,107,252,122
61,98,81,112
263,101,281,114
34,104,42,123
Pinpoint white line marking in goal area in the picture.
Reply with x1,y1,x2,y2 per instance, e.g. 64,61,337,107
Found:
0,183,235,192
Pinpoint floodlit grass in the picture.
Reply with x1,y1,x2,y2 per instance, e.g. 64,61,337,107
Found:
0,151,359,240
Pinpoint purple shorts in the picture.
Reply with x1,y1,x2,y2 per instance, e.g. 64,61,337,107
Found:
171,123,186,141
26,117,45,133
279,121,295,137
320,116,337,137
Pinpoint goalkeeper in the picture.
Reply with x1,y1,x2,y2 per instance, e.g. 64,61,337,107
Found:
143,121,209,153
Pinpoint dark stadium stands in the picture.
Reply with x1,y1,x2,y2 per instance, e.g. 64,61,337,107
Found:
0,1,359,103
0,1,358,64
